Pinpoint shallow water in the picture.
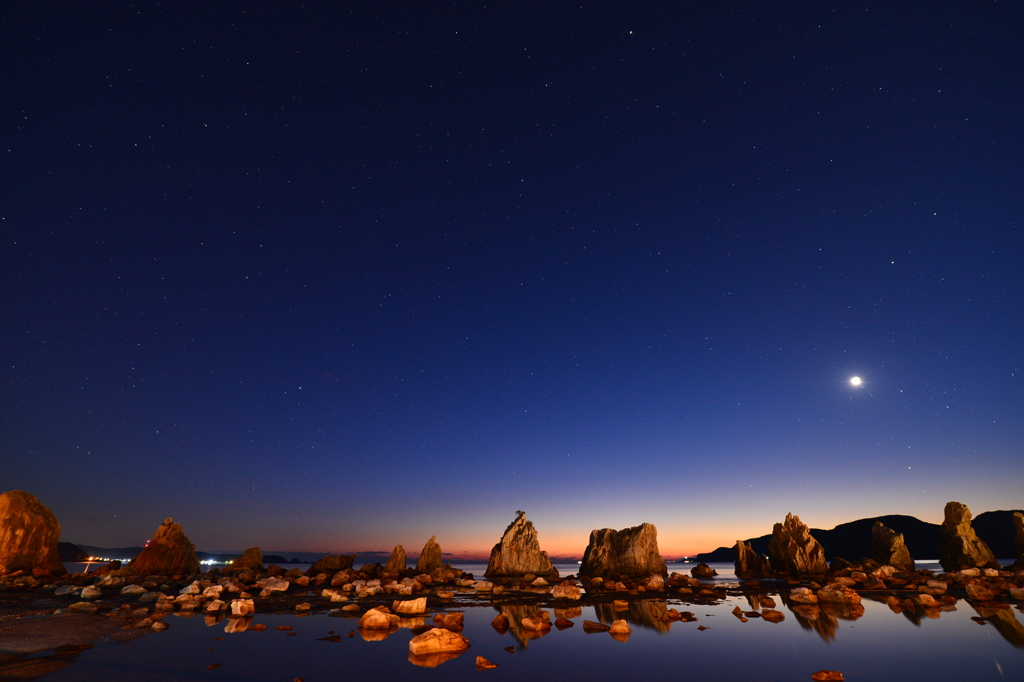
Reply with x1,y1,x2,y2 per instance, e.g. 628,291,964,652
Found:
31,562,1024,681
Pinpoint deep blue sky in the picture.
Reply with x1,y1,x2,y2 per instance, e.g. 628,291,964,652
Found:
2,2,1021,557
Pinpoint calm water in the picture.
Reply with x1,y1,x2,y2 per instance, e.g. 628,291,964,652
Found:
40,562,1024,681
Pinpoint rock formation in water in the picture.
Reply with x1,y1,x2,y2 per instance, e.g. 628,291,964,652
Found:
384,545,407,575
129,517,200,576
871,521,914,571
0,490,66,576
690,562,717,579
579,523,667,578
307,554,356,575
484,511,559,580
416,536,444,574
734,539,772,579
767,513,828,575
1013,512,1024,569
232,547,264,571
939,501,999,571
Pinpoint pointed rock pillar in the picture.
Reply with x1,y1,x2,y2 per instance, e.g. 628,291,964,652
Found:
485,511,559,580
734,539,772,579
129,517,200,576
871,521,915,571
384,545,407,575
415,536,444,574
939,501,999,571
767,513,828,575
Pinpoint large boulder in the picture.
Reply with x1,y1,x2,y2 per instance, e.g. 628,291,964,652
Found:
232,547,264,572
579,523,667,578
485,511,559,580
129,518,200,576
415,536,444,574
734,539,772,579
0,491,66,576
307,554,356,575
690,562,717,579
384,545,406,575
871,521,914,571
409,627,470,655
939,501,999,571
767,513,828,575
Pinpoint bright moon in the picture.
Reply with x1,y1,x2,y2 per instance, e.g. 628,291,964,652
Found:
850,376,862,386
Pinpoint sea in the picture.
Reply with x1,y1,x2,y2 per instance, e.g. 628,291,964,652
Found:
34,561,1024,681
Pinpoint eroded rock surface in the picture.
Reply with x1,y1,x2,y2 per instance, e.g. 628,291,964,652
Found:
690,562,717,579
232,547,264,572
415,536,446,574
871,521,914,571
307,554,356,575
939,501,999,572
384,545,407,575
129,518,200,576
579,523,667,578
734,540,772,579
485,511,558,580
767,514,828,575
0,491,65,577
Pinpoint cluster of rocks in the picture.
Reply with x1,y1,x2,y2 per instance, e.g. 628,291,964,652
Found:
735,502,1022,581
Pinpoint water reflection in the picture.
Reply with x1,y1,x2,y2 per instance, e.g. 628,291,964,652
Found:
972,606,1024,648
407,650,466,668
0,644,93,679
492,605,550,647
592,600,671,633
781,595,840,642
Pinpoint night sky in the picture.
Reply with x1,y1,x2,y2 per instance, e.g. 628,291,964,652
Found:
3,2,1021,558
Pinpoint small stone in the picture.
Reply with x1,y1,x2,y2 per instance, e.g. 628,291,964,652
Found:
475,656,498,670
608,619,631,634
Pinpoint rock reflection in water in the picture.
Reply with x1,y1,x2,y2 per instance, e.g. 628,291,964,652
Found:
593,600,671,633
358,625,398,642
494,605,549,647
407,650,466,668
554,606,583,619
0,644,93,680
973,606,1024,648
782,596,839,642
224,617,252,633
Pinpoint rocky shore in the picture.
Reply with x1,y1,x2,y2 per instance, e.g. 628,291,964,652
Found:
3,493,1024,674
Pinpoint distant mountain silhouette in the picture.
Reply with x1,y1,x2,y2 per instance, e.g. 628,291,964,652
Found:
57,542,88,561
973,510,1024,559
695,510,1022,564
